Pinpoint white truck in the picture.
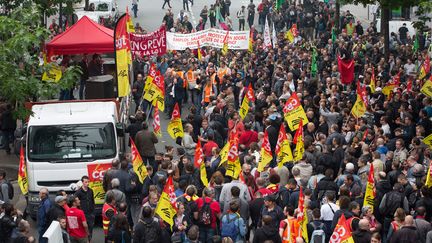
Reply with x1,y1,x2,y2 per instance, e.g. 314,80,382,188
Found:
24,99,126,218
74,0,119,24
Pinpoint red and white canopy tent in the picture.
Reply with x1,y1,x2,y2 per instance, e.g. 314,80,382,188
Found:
46,16,114,55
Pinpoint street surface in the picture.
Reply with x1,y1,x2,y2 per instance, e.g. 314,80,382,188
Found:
1,0,371,241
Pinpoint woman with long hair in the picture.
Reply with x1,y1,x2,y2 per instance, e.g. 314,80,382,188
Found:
106,214,131,243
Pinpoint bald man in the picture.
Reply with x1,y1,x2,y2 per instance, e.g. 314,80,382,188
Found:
353,219,372,242
390,215,419,243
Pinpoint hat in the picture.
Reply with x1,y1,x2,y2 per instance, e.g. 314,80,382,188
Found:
55,196,66,203
264,194,277,202
346,163,355,171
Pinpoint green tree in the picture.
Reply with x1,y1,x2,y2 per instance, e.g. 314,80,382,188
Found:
0,7,81,119
339,0,426,58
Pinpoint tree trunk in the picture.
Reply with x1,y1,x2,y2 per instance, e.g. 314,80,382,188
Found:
85,0,89,11
335,0,340,31
381,5,390,59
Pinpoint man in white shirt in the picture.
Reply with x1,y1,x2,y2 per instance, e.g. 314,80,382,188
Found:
320,193,339,236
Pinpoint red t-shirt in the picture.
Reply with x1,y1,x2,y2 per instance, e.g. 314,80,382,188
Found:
195,197,221,229
66,207,87,238
203,140,219,157
239,130,258,148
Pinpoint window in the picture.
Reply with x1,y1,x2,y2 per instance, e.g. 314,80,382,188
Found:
28,123,116,162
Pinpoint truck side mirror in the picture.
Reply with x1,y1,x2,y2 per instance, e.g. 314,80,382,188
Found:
116,123,124,137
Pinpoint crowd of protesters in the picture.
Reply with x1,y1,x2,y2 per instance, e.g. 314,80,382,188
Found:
2,0,432,242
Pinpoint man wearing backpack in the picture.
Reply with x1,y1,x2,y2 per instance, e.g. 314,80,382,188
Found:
133,206,162,243
307,208,326,243
194,187,221,243
0,169,13,203
221,200,246,242
379,183,409,241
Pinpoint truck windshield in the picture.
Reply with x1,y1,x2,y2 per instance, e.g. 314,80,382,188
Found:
28,123,116,162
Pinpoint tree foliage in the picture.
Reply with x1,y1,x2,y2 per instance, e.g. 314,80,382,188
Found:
0,7,81,119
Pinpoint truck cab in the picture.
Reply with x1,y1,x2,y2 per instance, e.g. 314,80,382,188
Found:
74,0,119,24
25,100,125,218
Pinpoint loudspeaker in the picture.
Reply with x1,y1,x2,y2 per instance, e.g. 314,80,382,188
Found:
86,75,115,99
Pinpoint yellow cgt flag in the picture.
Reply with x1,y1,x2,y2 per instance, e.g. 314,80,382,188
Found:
114,14,131,97
130,138,148,183
219,141,230,166
425,160,432,188
293,119,304,162
167,103,184,139
275,124,293,168
363,163,375,211
18,147,28,195
351,95,366,118
155,176,177,228
257,130,273,172
194,140,208,187
239,95,250,120
225,133,241,179
421,78,432,97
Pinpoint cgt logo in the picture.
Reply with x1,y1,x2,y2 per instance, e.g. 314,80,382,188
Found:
87,163,112,182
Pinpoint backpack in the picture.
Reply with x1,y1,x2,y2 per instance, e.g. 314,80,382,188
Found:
382,191,404,216
221,214,240,241
141,220,159,243
1,181,13,200
198,201,213,226
310,222,325,243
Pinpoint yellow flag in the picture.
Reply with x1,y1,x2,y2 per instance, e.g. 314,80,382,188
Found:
257,131,273,172
285,30,294,43
370,67,376,94
167,103,184,139
18,147,28,195
293,119,304,162
42,64,62,82
423,133,432,148
219,141,230,166
155,176,177,227
130,139,148,183
283,93,309,131
225,133,241,179
194,140,208,187
363,163,375,211
426,160,432,188
221,32,229,56
115,14,131,97
351,95,366,118
421,79,432,97
239,95,250,120
275,124,293,168
200,161,209,187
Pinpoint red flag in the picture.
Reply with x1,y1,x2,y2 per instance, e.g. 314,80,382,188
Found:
337,56,355,84
293,119,303,144
362,129,369,142
356,81,368,106
247,83,255,102
171,103,181,120
297,187,304,221
194,140,204,168
407,78,413,93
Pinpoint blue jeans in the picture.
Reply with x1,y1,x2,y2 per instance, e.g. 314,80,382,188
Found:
199,227,215,243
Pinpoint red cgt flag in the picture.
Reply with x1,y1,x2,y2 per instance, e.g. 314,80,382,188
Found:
337,56,355,84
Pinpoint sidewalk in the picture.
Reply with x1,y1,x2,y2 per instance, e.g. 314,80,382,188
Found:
0,151,19,181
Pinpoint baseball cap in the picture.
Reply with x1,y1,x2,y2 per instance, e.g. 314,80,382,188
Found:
55,196,66,203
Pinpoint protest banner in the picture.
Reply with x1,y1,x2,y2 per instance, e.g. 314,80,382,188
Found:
87,163,111,204
166,28,250,50
130,25,167,57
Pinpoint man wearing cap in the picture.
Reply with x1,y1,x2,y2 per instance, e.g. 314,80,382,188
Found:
45,195,66,231
336,163,361,187
259,194,284,228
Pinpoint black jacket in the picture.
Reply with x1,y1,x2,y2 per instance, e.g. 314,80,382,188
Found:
352,229,372,243
390,226,419,243
0,215,18,242
314,176,338,201
253,225,282,243
45,204,65,230
133,218,162,243
74,187,95,215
